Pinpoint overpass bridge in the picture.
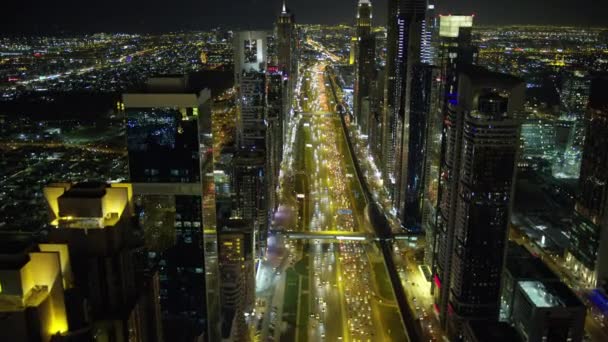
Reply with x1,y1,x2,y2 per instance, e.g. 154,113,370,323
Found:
269,229,420,242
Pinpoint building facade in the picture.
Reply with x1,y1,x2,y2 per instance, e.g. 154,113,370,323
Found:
123,77,220,341
422,15,475,266
566,75,608,287
432,66,524,336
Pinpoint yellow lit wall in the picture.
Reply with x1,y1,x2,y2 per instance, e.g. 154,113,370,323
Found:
439,15,474,38
101,187,128,220
43,184,71,220
39,244,73,289
27,252,68,337
111,183,133,215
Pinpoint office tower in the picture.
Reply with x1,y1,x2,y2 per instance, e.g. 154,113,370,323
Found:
500,243,586,342
234,31,269,150
421,3,438,65
501,242,560,320
369,67,385,162
277,0,296,115
123,77,220,341
519,119,558,170
560,69,591,121
353,0,376,138
218,219,254,340
382,0,436,231
43,182,162,341
266,33,284,217
511,281,585,342
234,31,271,245
422,14,474,266
432,66,524,336
0,242,70,341
566,75,608,287
381,0,426,207
233,150,267,240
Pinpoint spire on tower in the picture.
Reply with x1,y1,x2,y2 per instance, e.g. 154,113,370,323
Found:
282,1,287,14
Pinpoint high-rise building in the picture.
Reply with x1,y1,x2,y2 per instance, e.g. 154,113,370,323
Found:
566,75,608,287
43,182,163,341
511,281,585,342
123,77,220,341
353,0,376,138
218,219,254,340
382,0,425,193
232,150,267,240
501,242,560,320
421,3,438,65
381,0,427,229
422,14,474,266
266,71,282,213
234,31,269,151
234,31,271,245
277,0,297,110
432,66,524,336
500,243,586,342
519,119,558,167
560,69,591,121
0,241,71,341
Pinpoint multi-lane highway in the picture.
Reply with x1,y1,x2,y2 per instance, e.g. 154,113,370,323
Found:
253,61,408,341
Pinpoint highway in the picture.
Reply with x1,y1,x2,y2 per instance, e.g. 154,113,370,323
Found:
253,61,408,341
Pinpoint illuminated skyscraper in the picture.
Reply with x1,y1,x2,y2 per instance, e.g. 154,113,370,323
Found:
43,182,162,341
382,0,426,200
123,77,220,341
423,15,475,265
421,3,438,64
353,0,376,138
432,66,524,336
277,0,297,106
234,31,271,244
566,75,608,287
0,242,71,341
560,69,591,121
218,219,254,340
234,31,269,150
382,0,433,231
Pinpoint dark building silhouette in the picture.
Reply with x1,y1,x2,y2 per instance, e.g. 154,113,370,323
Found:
566,75,608,288
123,77,220,341
432,66,524,336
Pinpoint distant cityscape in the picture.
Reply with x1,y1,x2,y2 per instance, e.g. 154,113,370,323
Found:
1,1,608,342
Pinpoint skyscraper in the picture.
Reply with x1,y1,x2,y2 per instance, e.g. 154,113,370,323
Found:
566,75,608,287
432,66,524,336
0,241,71,341
43,182,163,341
353,0,376,138
381,0,428,230
218,219,254,340
123,77,220,341
234,31,271,245
234,31,269,151
422,14,475,266
560,69,591,121
277,0,296,104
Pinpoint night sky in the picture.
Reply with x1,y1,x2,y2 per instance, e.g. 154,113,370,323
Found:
2,0,607,34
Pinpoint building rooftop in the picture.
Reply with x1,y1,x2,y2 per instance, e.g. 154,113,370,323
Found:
45,182,132,229
518,280,583,308
506,254,558,282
